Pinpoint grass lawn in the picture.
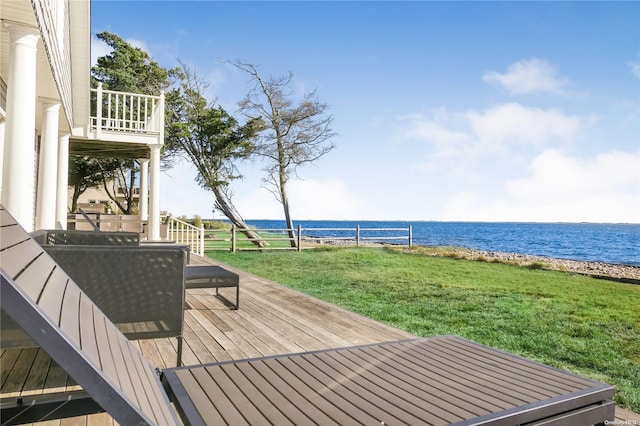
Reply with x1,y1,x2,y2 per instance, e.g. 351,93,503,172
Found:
208,246,640,412
203,230,295,251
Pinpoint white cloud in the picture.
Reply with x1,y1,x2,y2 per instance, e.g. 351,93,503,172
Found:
91,36,112,66
466,103,583,147
236,177,369,220
402,103,585,173
483,58,568,95
443,149,640,223
91,35,155,67
126,38,151,55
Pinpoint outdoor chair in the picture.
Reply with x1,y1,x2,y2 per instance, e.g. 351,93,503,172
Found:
0,205,617,425
4,229,189,366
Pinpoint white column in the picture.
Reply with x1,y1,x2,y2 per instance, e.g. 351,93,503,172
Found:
139,158,149,220
0,120,5,197
56,134,69,229
1,24,40,230
35,100,61,230
148,145,161,240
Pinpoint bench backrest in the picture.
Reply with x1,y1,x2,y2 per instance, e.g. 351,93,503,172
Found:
30,229,140,246
0,206,178,425
43,245,186,340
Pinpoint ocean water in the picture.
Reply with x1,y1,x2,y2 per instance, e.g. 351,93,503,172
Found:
245,220,640,266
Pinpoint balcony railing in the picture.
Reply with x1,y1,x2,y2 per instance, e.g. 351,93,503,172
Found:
90,83,164,138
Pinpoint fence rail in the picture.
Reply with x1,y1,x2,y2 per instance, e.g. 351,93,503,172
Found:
65,216,411,255
204,224,413,252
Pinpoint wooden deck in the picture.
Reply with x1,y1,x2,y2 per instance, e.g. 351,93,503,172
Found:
1,254,637,425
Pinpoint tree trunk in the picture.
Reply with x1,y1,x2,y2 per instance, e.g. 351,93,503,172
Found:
212,186,268,248
71,186,82,212
278,151,297,248
102,180,128,214
281,183,297,248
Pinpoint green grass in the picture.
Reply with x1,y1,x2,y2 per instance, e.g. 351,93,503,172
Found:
208,246,640,411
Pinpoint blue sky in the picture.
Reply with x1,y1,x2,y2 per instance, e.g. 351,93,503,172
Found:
91,1,640,223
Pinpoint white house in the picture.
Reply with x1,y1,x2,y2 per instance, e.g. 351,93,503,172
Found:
0,0,164,239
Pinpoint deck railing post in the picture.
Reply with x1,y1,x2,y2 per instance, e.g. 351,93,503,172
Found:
199,224,205,256
96,83,103,138
297,224,302,252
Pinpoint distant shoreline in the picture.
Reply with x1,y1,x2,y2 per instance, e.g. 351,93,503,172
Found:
246,219,639,266
302,238,640,283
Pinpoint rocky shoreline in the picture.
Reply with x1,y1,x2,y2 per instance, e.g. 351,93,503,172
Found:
426,247,640,283
303,238,640,282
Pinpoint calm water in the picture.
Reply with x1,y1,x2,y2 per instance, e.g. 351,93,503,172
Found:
245,220,640,266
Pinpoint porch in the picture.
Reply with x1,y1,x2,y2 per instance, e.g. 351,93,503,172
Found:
2,253,638,424
0,254,413,425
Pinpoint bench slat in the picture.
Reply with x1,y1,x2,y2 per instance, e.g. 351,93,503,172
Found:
60,281,82,346
1,238,44,282
79,294,101,366
13,251,54,302
36,267,69,327
0,222,30,249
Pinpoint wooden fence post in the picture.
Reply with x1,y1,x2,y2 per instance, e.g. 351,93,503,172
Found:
297,224,302,251
409,225,413,247
231,225,237,253
356,224,360,247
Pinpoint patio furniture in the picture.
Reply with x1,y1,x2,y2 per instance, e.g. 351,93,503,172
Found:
185,265,240,309
0,206,617,425
41,245,186,358
4,227,189,366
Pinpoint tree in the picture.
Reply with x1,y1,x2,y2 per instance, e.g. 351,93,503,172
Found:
233,62,335,247
68,156,120,212
100,159,139,214
92,32,174,95
165,64,267,247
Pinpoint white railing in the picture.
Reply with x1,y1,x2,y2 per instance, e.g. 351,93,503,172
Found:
90,83,164,137
167,217,205,256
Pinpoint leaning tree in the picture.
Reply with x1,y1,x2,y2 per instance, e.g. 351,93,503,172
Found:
233,62,335,247
165,63,267,247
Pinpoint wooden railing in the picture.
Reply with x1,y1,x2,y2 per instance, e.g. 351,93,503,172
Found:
90,84,164,137
203,225,413,252
67,215,411,256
